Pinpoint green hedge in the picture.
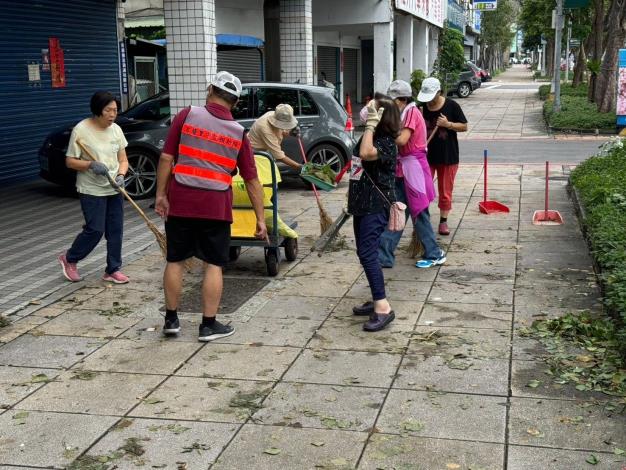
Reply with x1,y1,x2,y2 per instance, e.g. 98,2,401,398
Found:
539,83,589,101
544,95,617,131
570,139,626,354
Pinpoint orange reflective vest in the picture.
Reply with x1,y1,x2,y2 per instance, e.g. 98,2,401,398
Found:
173,106,243,191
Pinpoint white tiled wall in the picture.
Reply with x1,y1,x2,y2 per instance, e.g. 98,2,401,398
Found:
164,0,216,115
279,0,314,84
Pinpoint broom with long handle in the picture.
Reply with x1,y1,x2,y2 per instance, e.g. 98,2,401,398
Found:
297,136,333,234
407,125,439,258
77,140,168,256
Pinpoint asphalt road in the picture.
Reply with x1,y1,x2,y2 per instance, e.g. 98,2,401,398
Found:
459,138,607,164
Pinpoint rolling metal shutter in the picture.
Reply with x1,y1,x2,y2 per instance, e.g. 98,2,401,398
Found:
0,0,120,185
343,48,358,104
317,46,338,85
217,48,263,84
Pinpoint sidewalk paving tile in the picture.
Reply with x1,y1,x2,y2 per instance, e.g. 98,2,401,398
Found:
213,318,321,347
31,309,141,338
212,424,367,470
74,338,200,374
253,382,385,431
251,295,337,321
407,327,511,360
0,334,106,369
17,370,163,416
176,344,301,381
510,360,610,402
417,302,512,329
0,316,47,344
507,445,625,470
360,434,505,470
283,348,401,388
395,352,510,395
377,389,507,443
438,264,515,284
83,418,239,469
429,280,514,305
308,317,412,354
0,366,60,409
265,276,353,298
130,376,274,423
508,397,626,451
0,410,117,468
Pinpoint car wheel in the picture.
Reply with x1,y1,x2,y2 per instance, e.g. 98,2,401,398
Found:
457,82,472,98
307,144,344,174
125,149,158,199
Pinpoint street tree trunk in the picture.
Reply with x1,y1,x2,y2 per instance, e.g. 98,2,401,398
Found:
572,40,587,87
545,38,555,78
594,0,626,112
587,0,605,101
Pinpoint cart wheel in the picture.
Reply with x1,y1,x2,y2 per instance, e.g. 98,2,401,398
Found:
284,238,298,261
229,246,241,261
266,249,279,277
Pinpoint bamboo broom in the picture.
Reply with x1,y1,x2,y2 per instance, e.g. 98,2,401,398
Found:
297,136,333,234
407,125,439,258
77,140,167,257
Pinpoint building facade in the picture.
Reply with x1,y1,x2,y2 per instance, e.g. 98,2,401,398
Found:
0,0,124,184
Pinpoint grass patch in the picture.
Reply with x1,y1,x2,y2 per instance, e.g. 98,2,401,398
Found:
570,138,626,357
0,316,10,328
544,94,616,131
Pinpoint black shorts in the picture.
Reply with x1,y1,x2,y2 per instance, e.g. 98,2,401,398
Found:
165,216,231,266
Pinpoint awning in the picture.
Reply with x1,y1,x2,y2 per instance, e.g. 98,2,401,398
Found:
216,34,263,48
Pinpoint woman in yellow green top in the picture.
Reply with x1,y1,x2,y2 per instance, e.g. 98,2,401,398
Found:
58,91,130,284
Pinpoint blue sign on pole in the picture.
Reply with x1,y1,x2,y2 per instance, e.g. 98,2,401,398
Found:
474,11,482,33
617,49,626,127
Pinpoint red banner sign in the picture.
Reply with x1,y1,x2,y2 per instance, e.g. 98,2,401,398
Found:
49,37,65,88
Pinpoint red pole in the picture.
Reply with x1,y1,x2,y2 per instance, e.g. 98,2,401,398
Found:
483,150,488,202
545,161,549,218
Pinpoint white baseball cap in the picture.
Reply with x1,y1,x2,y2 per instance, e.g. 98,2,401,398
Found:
210,71,242,98
387,80,413,99
418,77,441,103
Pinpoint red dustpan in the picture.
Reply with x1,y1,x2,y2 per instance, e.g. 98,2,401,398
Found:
478,150,510,214
532,161,563,225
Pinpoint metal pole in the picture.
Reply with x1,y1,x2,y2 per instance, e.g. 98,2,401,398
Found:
553,0,564,112
565,18,571,84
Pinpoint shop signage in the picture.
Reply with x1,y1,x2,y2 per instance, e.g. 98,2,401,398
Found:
474,10,482,32
474,0,497,10
617,49,626,127
49,37,65,88
119,41,128,94
447,0,466,32
395,0,444,27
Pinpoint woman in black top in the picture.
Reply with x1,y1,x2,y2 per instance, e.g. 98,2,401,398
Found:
348,94,401,332
418,77,468,235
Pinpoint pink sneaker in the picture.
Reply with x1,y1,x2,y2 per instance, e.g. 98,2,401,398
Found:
102,271,129,284
58,254,82,282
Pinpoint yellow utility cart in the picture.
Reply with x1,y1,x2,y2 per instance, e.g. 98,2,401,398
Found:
230,151,298,276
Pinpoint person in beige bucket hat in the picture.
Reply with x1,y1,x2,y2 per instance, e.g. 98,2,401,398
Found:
248,103,302,170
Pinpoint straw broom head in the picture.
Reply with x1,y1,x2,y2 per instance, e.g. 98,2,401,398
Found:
407,229,424,258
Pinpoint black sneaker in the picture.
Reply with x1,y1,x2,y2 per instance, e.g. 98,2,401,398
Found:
163,317,181,336
198,320,235,342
